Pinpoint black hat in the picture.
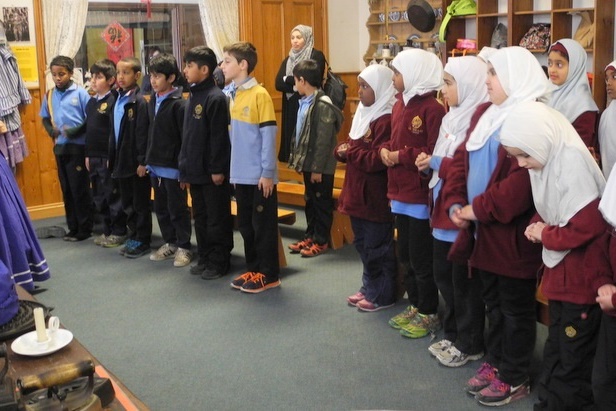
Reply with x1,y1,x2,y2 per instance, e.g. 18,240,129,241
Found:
407,0,436,33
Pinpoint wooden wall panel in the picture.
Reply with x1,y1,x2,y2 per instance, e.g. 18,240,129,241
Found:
15,89,62,205
336,71,359,143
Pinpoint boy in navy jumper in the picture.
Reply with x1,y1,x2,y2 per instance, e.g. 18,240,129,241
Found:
109,57,151,258
179,46,233,279
40,55,93,242
145,53,192,268
85,59,127,247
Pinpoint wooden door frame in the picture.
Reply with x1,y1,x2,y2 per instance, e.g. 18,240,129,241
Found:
238,0,329,59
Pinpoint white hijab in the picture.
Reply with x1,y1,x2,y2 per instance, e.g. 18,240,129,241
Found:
477,46,497,63
547,39,598,122
466,46,550,151
599,60,616,179
429,56,489,188
391,49,443,105
349,64,396,140
501,101,605,268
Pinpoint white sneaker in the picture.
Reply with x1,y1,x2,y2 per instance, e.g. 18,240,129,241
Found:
428,339,452,357
173,247,192,267
150,243,178,261
437,346,484,368
93,234,108,246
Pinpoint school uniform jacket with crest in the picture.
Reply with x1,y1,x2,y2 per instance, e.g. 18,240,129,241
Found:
85,91,116,158
440,102,542,279
145,87,185,169
533,198,612,305
108,87,149,178
335,115,392,223
380,91,445,205
178,76,230,185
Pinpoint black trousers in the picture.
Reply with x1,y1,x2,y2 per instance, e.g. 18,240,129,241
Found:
88,157,125,236
55,152,93,235
117,174,152,244
151,176,192,250
433,238,485,354
480,270,536,386
302,172,334,246
536,301,600,411
189,182,233,271
593,313,616,411
351,216,396,306
395,214,437,314
234,184,279,279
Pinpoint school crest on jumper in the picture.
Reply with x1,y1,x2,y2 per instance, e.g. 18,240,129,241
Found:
409,115,423,134
193,104,203,119
242,106,250,118
362,128,372,143
127,108,134,120
98,102,108,114
565,326,577,338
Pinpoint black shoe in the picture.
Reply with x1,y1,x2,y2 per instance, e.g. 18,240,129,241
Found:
63,230,78,241
66,232,92,242
124,241,150,259
201,267,224,280
533,400,548,411
190,264,206,276
36,226,66,239
201,263,229,280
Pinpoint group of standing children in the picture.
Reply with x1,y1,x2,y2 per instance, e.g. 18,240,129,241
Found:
335,42,616,410
38,34,616,408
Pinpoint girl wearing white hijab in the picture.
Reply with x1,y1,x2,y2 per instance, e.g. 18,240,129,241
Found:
501,101,610,411
275,25,325,162
547,39,599,155
595,129,616,410
379,48,446,339
335,64,396,312
415,56,489,367
440,46,548,406
599,60,616,179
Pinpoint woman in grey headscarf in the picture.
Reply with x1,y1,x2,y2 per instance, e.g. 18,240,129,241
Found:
275,24,325,162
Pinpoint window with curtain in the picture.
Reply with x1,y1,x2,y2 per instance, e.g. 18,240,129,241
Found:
74,2,205,87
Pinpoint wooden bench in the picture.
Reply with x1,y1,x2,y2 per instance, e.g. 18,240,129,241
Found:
276,181,354,250
278,163,347,189
152,190,296,268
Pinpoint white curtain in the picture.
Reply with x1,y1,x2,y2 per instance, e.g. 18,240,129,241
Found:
41,0,88,88
198,0,239,61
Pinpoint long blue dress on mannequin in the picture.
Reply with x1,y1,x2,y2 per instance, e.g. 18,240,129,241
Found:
0,154,49,326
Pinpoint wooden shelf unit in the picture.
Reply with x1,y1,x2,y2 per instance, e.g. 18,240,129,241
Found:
440,0,615,109
364,0,443,63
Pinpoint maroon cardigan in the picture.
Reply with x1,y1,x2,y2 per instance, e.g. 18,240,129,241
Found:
381,92,445,205
537,198,612,305
335,115,393,223
572,110,598,153
440,102,542,279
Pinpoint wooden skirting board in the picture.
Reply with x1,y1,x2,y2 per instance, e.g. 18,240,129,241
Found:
28,202,65,221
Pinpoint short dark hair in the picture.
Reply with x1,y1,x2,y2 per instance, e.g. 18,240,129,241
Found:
183,46,217,76
149,53,179,80
293,59,321,87
223,42,257,75
118,56,142,74
50,55,74,72
90,59,116,80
